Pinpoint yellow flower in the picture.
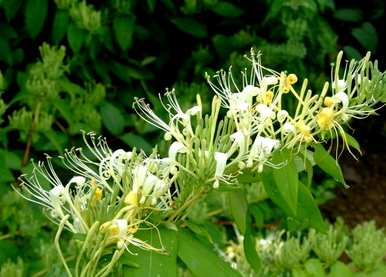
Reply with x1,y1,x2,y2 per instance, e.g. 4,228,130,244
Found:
317,107,334,130
261,90,274,105
323,97,334,107
296,120,313,142
124,191,139,207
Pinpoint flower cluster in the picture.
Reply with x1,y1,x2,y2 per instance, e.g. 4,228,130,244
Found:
134,50,382,191
15,132,176,276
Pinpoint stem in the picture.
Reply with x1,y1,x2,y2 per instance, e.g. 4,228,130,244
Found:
95,248,125,277
22,102,41,166
167,187,206,223
55,215,73,277
75,222,100,277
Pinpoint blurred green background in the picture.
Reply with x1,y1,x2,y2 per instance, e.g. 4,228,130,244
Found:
0,0,385,275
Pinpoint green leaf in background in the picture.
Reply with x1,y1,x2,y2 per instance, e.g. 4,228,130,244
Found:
100,102,125,135
0,149,21,170
313,144,347,188
304,258,325,277
67,24,86,53
228,189,247,234
122,227,178,277
171,18,208,38
271,150,299,215
120,133,153,153
243,213,261,274
0,151,15,183
2,0,23,20
178,229,242,277
210,2,243,18
52,9,69,44
334,9,363,22
113,15,136,51
25,0,48,38
0,37,13,65
328,261,353,277
343,45,361,60
352,22,378,52
147,0,156,13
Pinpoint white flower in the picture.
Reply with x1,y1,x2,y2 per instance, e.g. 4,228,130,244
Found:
230,131,247,155
214,152,228,178
186,105,201,116
242,85,260,97
168,141,188,161
334,79,347,92
49,184,66,199
256,104,275,120
247,136,280,167
282,122,295,134
112,219,128,238
333,91,349,108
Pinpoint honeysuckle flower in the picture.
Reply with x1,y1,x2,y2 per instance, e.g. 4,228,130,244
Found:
282,122,296,135
256,104,275,121
229,131,248,156
168,141,188,161
333,91,349,108
213,152,228,188
247,136,280,170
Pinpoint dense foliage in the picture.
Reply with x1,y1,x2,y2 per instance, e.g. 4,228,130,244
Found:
0,0,385,276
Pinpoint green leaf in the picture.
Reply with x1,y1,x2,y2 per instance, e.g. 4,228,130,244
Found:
334,9,363,22
110,62,153,81
0,152,14,183
67,24,86,53
228,189,247,233
171,18,208,38
313,144,347,187
296,182,327,232
343,46,361,61
262,170,295,217
113,15,135,51
100,102,125,135
244,213,261,273
344,132,361,154
0,36,13,65
271,150,299,215
120,133,153,154
52,9,69,44
249,203,264,227
147,0,156,12
25,0,48,38
178,229,242,277
0,149,21,170
328,261,352,277
352,22,378,52
2,0,23,20
211,2,243,17
122,227,178,277
304,258,325,277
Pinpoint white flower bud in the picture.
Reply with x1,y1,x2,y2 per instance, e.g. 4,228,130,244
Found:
262,76,278,86
230,131,247,154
